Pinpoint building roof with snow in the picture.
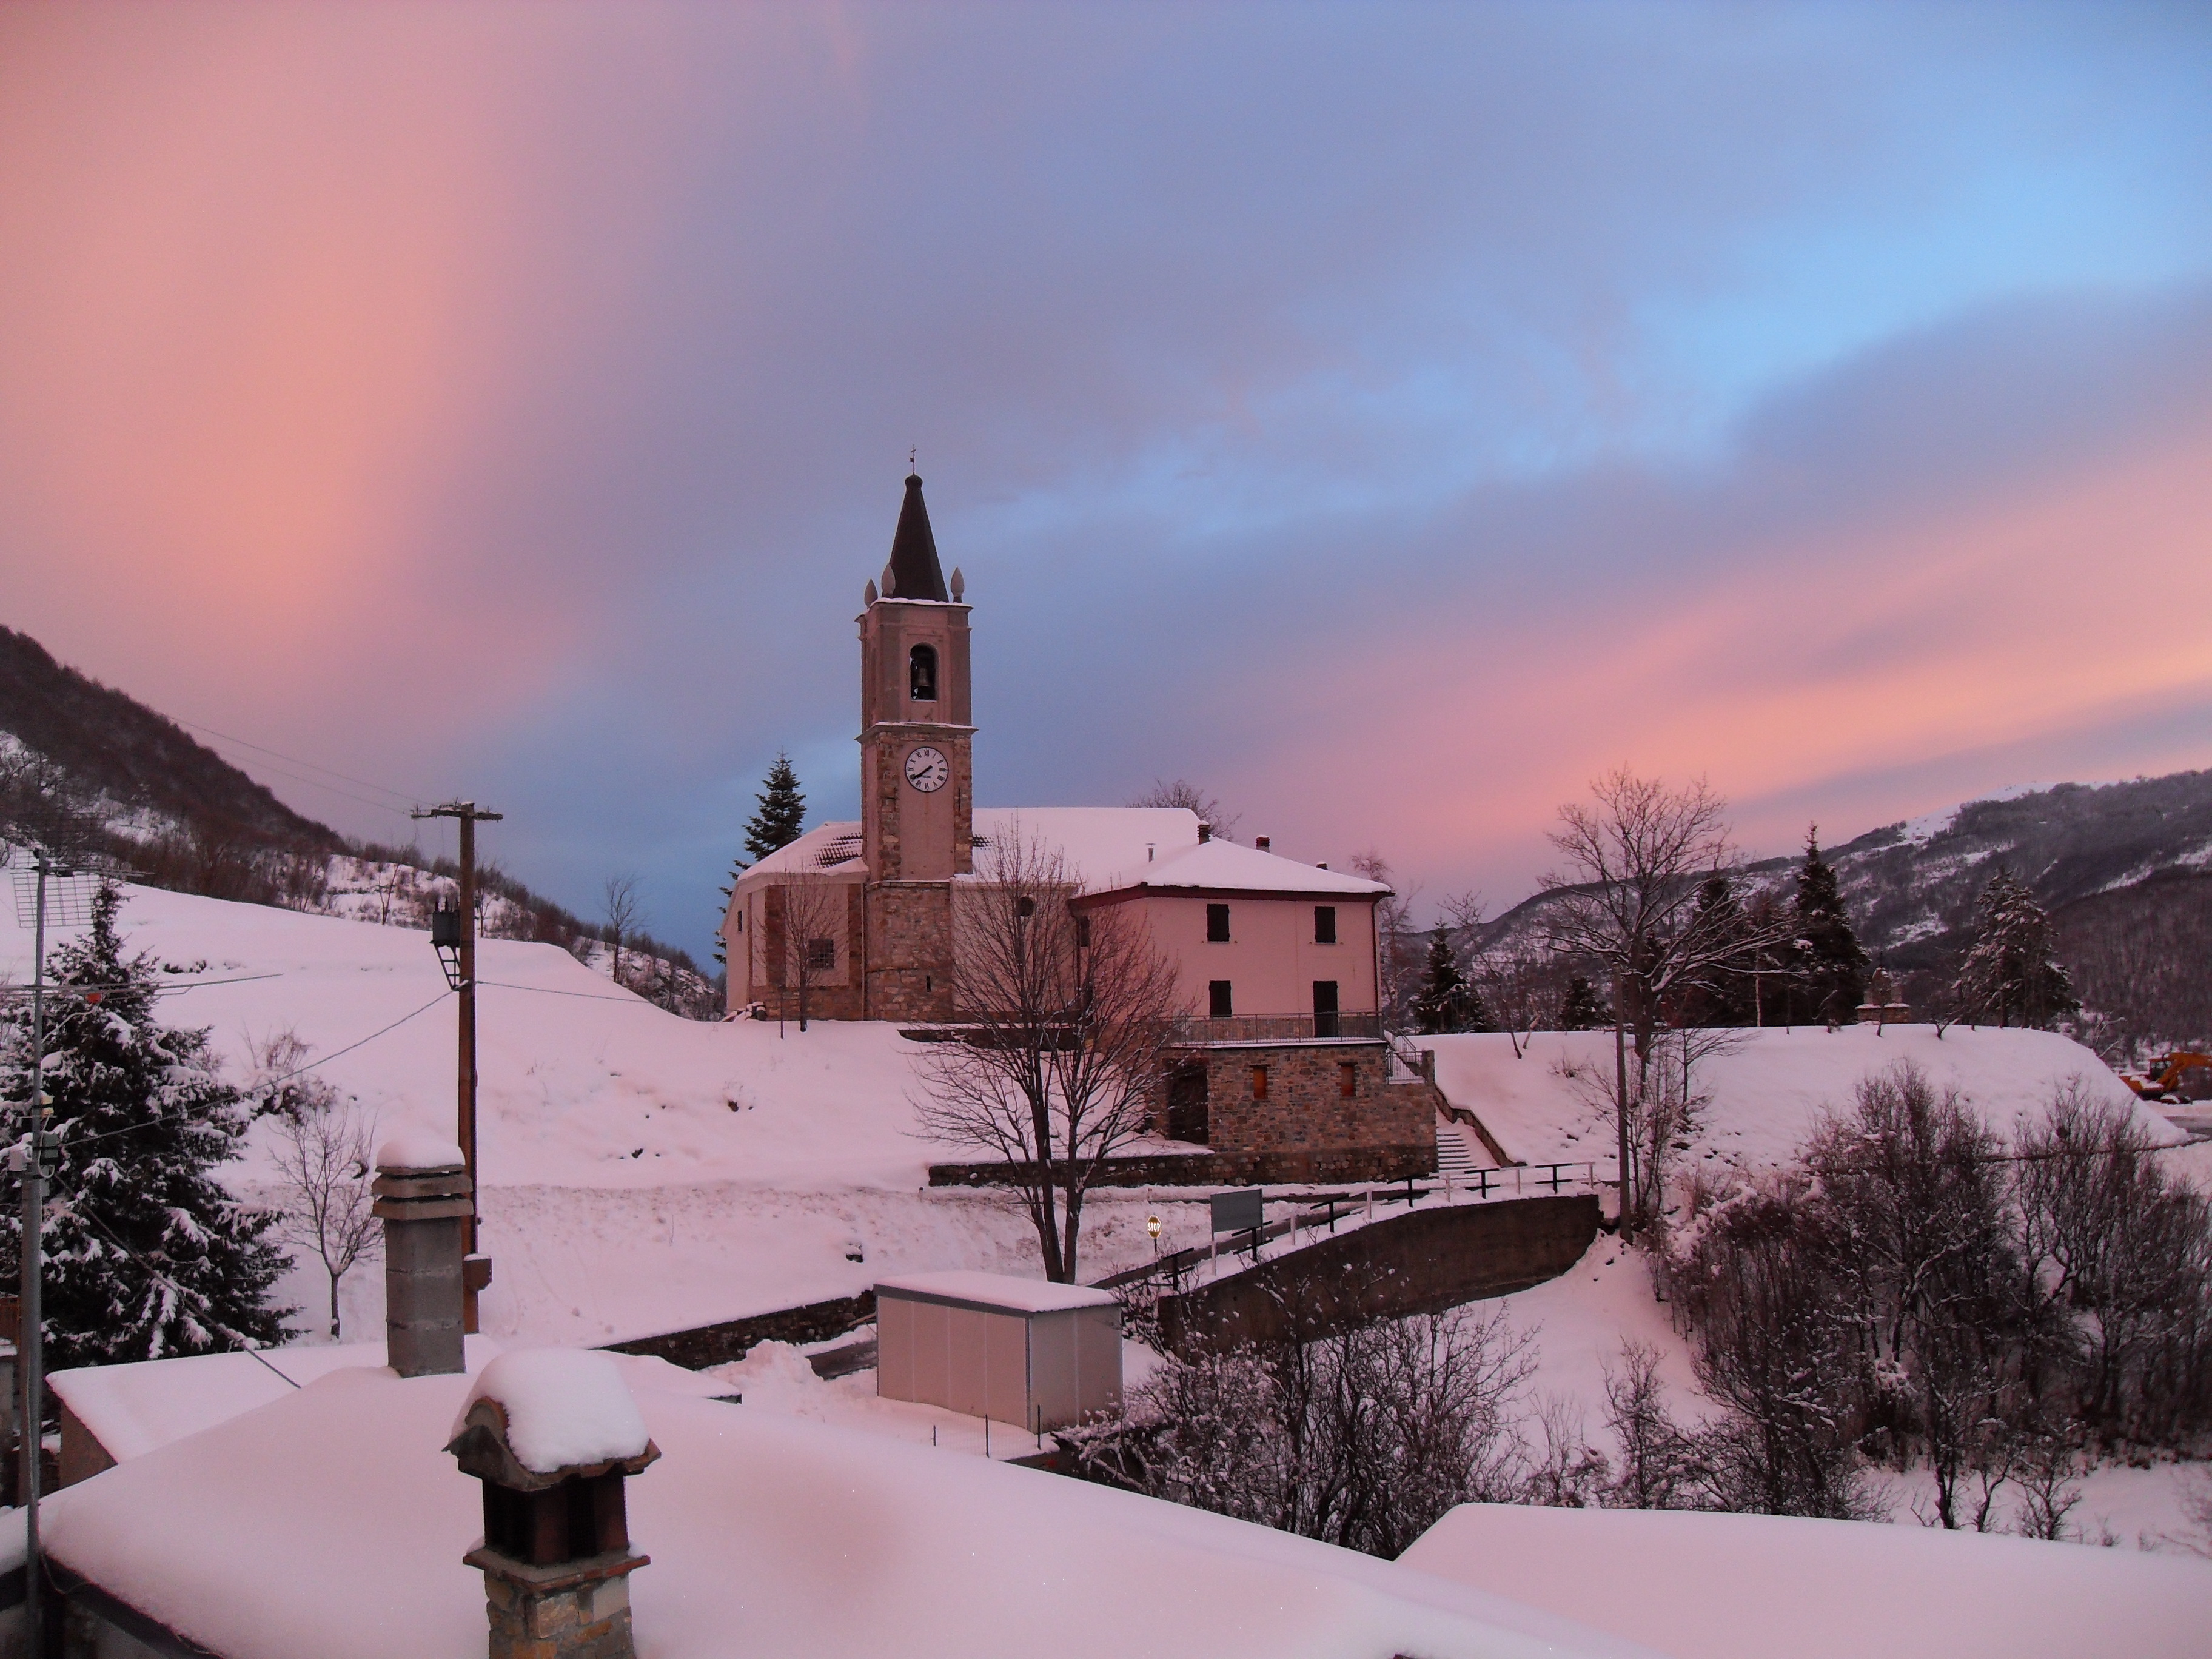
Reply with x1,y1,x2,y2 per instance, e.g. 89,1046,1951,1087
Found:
736,808,1387,901
40,1359,1657,1659
1400,1501,2212,1659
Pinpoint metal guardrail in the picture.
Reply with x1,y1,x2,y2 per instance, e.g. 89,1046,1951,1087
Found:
1168,1011,1385,1044
1094,1162,1606,1292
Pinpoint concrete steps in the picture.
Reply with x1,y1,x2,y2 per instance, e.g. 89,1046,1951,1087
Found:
1435,1118,1480,1176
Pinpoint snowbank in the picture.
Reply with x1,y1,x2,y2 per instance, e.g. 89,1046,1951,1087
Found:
1399,1501,2212,1659
457,1348,649,1473
1421,1024,2173,1173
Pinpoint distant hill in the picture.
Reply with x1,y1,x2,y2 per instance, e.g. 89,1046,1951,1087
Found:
0,625,338,849
1476,771,2212,1056
0,624,721,1017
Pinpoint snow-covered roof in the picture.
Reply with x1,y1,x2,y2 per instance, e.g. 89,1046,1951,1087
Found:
1400,1501,2212,1659
42,1361,1656,1659
1096,834,1390,899
455,1348,651,1474
739,820,867,879
874,1270,1117,1315
736,809,1384,899
47,1339,725,1466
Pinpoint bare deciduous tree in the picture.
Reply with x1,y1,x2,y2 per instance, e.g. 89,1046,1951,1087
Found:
1129,777,1240,839
602,873,643,987
914,828,1182,1281
771,873,846,1033
1349,850,1419,1029
1541,771,1788,1225
255,1031,379,1341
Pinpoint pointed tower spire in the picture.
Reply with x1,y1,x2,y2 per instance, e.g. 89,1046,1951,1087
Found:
886,471,950,603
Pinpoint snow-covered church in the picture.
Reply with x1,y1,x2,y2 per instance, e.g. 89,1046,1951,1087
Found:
719,472,1432,1179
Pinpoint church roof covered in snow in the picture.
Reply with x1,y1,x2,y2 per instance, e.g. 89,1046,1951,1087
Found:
734,809,1389,900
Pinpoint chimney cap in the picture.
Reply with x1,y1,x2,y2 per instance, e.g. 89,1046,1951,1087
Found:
1255,834,1272,852
449,1349,658,1487
376,1133,467,1173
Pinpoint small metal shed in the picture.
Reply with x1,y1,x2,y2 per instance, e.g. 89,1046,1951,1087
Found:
874,1271,1122,1431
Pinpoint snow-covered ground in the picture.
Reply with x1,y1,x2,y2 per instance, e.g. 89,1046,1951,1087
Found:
0,879,1223,1346
10,878,2205,1557
1419,1024,2188,1176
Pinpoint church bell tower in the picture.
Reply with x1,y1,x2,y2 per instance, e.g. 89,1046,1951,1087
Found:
857,471,973,1018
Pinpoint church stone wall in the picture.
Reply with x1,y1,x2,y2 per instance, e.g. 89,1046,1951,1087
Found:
865,881,957,1022
1191,1042,1432,1164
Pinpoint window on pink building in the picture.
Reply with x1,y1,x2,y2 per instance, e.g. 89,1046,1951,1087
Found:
1314,905,1336,943
1206,903,1230,942
1209,980,1233,1019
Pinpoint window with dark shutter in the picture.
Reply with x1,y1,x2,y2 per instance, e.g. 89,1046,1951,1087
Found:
1209,980,1233,1019
1314,905,1336,944
1206,903,1230,942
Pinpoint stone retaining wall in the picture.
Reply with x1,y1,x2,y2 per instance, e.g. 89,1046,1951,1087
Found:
1154,1193,1601,1353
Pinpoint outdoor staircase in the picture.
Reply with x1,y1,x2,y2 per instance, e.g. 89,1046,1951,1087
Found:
1434,1118,1480,1177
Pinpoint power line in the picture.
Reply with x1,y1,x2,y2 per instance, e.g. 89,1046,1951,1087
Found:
170,717,430,808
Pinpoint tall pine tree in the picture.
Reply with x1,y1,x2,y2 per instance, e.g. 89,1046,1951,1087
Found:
1678,874,1756,1026
1558,973,1609,1030
719,751,809,967
2,886,291,1369
1792,826,1868,1027
1956,866,2079,1030
1412,927,1482,1033
744,751,808,862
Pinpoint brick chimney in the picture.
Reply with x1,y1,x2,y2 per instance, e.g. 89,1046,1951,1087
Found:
448,1350,659,1659
372,1138,473,1377
1255,834,1270,852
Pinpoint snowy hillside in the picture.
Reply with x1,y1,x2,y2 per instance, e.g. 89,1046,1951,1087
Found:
0,879,1198,1347
1418,1024,2184,1175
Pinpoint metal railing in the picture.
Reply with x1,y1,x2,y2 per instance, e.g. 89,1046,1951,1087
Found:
1168,1011,1384,1045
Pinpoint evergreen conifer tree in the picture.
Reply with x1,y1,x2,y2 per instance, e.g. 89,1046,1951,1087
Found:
2,886,291,1369
1680,874,1755,1026
743,751,807,863
1956,866,2079,1030
1792,827,1868,1027
1411,926,1475,1034
720,751,808,967
1558,973,1609,1031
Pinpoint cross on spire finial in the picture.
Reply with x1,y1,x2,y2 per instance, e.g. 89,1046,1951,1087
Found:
908,445,917,472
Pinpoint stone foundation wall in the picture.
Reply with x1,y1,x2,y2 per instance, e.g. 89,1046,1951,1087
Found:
1191,1043,1433,1158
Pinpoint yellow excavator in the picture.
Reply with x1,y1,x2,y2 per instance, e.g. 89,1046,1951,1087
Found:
2122,1053,2212,1102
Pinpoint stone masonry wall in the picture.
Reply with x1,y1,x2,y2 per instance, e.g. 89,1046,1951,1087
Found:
1197,1042,1432,1158
866,881,956,1021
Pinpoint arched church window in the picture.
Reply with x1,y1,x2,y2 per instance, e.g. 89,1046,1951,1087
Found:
910,644,938,702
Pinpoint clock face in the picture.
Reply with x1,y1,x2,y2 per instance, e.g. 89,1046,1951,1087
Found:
903,746,950,793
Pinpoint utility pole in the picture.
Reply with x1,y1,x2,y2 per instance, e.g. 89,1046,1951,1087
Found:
1613,968,1632,1238
14,851,59,1653
413,801,501,1334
